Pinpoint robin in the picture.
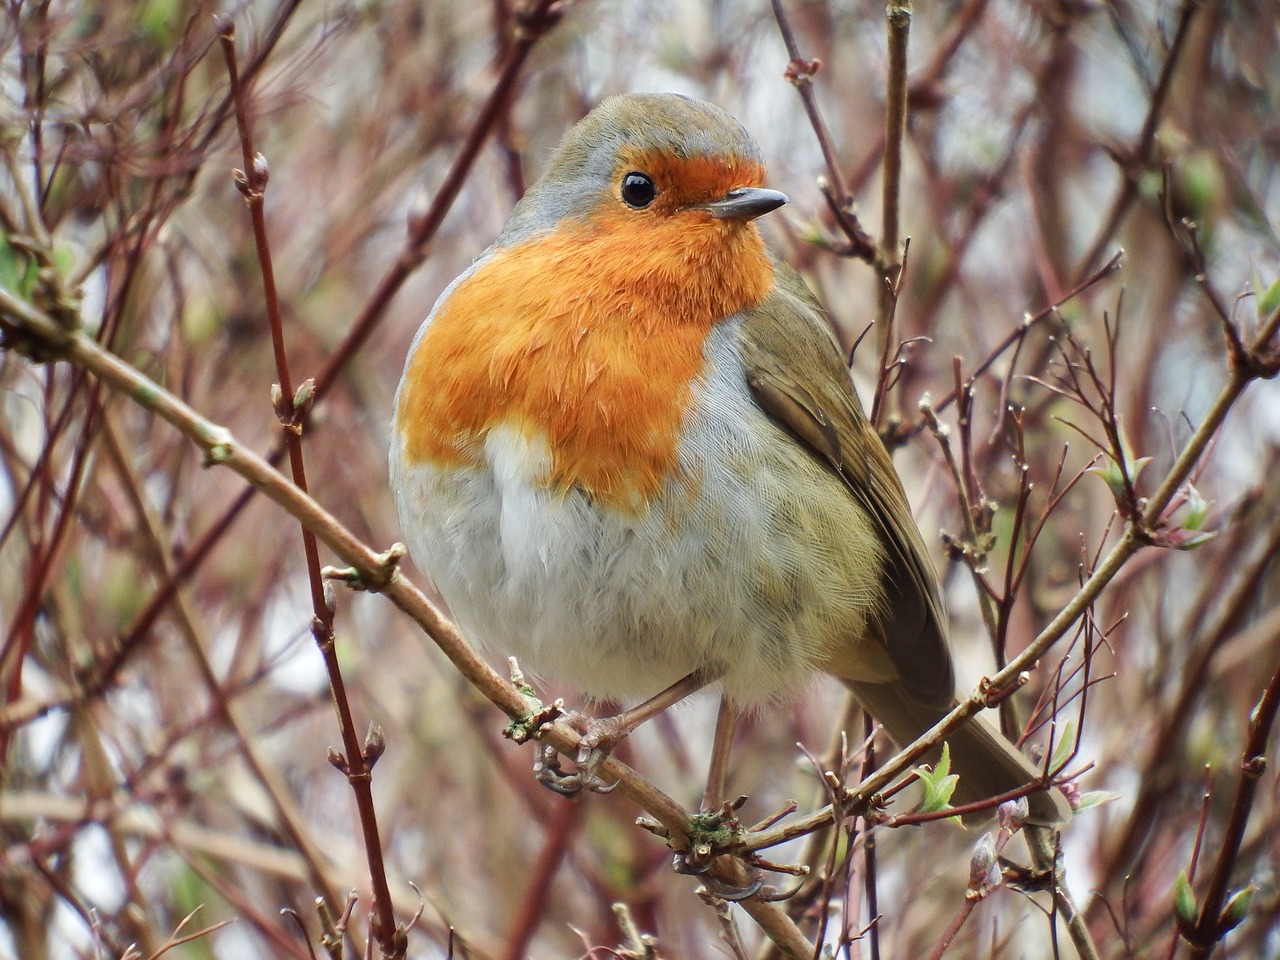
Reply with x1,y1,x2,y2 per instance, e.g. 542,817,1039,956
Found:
391,92,1070,825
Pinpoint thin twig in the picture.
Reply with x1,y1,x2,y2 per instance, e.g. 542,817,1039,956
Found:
220,20,397,951
1183,656,1280,957
899,251,1123,441
878,0,911,428
770,0,878,263
1075,0,1199,276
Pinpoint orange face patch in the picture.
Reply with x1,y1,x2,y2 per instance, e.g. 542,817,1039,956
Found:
397,157,775,512
617,148,767,213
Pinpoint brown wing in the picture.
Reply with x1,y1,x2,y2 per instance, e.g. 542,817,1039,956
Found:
737,262,954,712
734,262,1070,825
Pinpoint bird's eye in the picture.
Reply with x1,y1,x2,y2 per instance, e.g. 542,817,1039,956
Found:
620,171,657,209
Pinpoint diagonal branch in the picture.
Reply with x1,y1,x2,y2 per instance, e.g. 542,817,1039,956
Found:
0,288,817,957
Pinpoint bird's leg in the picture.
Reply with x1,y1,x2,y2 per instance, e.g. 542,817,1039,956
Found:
535,667,721,794
701,695,738,812
674,696,767,900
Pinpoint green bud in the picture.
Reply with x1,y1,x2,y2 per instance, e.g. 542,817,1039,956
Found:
1219,886,1254,934
1181,484,1209,531
1258,277,1280,320
916,742,959,814
1173,871,1197,927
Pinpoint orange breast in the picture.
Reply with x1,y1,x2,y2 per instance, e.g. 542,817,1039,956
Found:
397,204,775,512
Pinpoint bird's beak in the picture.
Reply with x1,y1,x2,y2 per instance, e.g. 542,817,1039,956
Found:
702,187,789,221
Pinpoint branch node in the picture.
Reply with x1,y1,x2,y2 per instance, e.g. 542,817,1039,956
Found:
783,56,822,86
504,697,564,744
364,724,387,768
327,747,349,775
321,543,405,593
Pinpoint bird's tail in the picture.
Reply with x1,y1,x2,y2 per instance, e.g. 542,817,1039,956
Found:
844,680,1072,825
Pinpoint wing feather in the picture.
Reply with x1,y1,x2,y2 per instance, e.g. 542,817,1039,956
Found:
737,262,953,710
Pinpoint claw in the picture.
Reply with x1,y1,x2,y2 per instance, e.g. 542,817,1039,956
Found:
533,740,619,796
702,874,765,902
524,672,717,797
691,862,765,902
673,847,765,900
672,849,712,876
533,746,582,795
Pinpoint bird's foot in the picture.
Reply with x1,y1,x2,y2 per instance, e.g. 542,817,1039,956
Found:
675,850,765,901
532,710,627,795
669,798,763,900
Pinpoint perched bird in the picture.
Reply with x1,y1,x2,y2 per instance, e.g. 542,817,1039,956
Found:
391,92,1069,824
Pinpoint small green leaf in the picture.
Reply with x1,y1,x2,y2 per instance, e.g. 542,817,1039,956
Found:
51,241,77,277
1073,790,1121,813
1085,459,1123,501
1086,428,1150,505
0,231,38,296
1257,277,1280,319
1174,871,1198,926
0,233,20,289
935,740,952,778
1137,168,1164,203
1169,529,1218,551
1181,483,1209,531
1219,886,1254,933
916,742,960,814
800,220,827,246
1049,721,1077,773
1179,150,1224,221
137,0,179,43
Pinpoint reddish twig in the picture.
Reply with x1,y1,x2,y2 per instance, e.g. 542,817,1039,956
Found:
219,19,400,955
898,250,1123,442
1181,658,1280,957
770,0,877,264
